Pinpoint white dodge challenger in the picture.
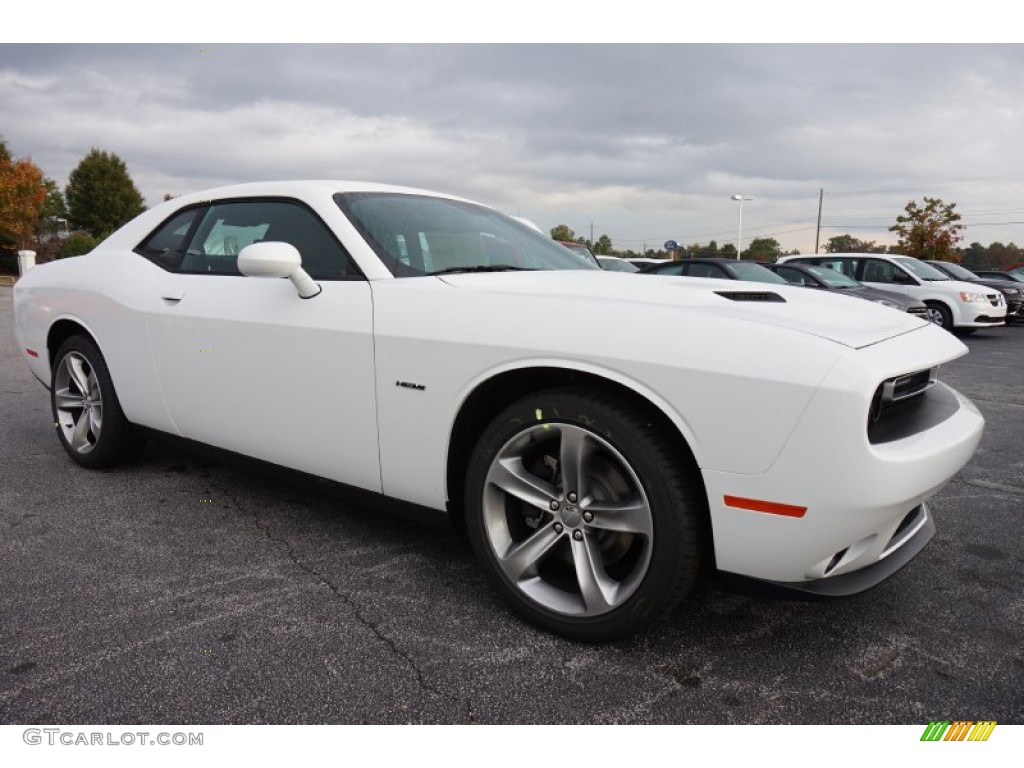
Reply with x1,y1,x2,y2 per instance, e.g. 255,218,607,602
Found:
12,181,985,640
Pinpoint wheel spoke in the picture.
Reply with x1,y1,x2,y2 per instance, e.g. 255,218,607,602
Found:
86,371,101,402
489,457,559,512
570,534,616,613
498,524,561,580
66,355,90,395
89,405,103,435
70,411,92,452
559,426,593,499
583,496,653,537
54,387,84,411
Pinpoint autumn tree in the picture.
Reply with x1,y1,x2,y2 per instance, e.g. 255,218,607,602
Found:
0,138,48,250
888,197,964,262
66,148,146,239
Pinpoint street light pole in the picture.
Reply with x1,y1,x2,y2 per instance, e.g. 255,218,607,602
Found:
730,195,753,259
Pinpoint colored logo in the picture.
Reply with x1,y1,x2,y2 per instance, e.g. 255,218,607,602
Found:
920,721,996,742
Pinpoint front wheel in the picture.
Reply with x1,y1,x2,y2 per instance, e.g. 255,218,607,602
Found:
464,387,703,641
924,302,953,332
51,335,145,468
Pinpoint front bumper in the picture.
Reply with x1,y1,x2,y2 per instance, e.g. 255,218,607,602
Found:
704,327,983,591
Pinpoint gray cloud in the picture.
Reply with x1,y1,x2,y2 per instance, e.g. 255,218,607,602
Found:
2,43,1023,252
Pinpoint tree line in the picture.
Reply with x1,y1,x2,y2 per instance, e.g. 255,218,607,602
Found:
551,197,1022,269
3,141,1020,273
0,136,145,266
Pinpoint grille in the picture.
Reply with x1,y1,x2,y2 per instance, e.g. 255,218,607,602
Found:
869,366,938,424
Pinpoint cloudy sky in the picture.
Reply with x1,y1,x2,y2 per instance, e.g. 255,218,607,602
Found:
2,41,1023,254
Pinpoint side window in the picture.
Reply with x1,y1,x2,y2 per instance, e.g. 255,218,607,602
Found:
817,258,857,278
861,259,901,284
688,263,720,278
177,200,359,280
656,263,685,276
135,209,202,271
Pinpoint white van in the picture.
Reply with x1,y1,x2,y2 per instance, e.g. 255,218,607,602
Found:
777,253,1006,332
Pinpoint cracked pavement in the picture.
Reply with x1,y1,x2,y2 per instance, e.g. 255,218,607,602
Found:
1,285,1022,724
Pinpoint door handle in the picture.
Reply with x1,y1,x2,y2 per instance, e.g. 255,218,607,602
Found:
161,290,185,303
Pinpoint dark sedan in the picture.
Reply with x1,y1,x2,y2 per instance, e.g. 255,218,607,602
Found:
973,269,1024,284
640,257,790,284
925,261,1024,322
766,262,930,320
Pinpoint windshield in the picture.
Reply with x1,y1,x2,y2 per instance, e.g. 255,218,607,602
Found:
598,257,639,272
334,192,598,276
893,256,949,281
728,261,790,285
803,264,860,288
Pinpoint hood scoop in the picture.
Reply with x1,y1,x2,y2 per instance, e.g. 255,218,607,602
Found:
714,290,787,303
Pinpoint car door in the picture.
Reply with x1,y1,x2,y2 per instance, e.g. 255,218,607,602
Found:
141,198,381,492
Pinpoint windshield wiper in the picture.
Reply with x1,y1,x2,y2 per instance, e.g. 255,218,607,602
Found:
428,265,534,276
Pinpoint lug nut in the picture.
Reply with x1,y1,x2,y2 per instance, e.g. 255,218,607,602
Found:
583,511,594,523
572,530,583,541
550,500,560,511
553,523,564,534
567,492,578,503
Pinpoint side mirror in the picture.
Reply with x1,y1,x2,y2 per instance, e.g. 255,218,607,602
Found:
238,242,321,299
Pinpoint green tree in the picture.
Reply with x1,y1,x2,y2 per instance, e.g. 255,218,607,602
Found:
824,234,885,254
37,178,69,237
549,224,575,242
747,237,781,261
66,148,145,239
961,242,988,269
592,234,613,255
888,197,964,262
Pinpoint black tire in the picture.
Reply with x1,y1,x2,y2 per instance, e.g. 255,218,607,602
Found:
464,386,703,641
51,335,146,469
925,301,954,332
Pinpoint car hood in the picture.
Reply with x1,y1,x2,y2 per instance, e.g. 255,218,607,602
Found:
437,270,929,349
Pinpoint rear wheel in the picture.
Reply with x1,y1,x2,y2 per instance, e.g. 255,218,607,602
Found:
51,335,145,468
464,387,703,641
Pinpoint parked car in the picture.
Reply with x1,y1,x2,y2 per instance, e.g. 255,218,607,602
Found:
624,257,668,269
596,256,638,272
778,253,1007,333
765,262,930,321
973,269,1024,284
924,260,1023,322
12,181,985,640
556,240,601,268
640,257,790,285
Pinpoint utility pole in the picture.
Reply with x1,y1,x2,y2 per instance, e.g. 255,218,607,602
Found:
814,189,824,254
589,223,594,245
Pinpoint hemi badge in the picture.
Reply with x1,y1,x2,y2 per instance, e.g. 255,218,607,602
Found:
26,348,39,358
724,495,807,518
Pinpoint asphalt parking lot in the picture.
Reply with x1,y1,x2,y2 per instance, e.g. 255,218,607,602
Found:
1,284,1021,725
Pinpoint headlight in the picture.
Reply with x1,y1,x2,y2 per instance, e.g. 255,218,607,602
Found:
1001,287,1020,297
873,299,900,309
959,291,988,304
